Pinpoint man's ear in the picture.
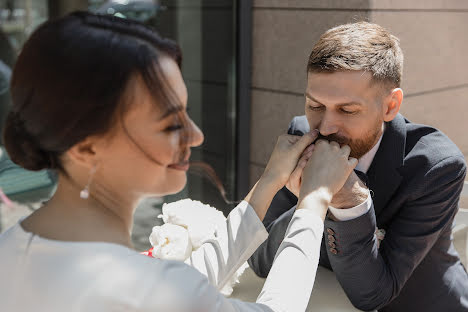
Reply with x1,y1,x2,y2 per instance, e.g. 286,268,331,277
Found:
383,88,403,122
65,136,100,170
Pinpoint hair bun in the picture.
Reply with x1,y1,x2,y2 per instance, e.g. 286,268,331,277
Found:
3,112,55,171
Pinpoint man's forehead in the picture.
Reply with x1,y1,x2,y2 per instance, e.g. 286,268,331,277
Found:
306,71,378,105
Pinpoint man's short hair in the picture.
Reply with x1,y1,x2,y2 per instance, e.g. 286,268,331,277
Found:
307,22,404,88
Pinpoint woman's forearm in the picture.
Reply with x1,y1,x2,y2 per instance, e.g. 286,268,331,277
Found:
244,175,282,222
297,187,332,221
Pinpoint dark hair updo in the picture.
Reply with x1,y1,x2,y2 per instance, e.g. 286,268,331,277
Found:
3,11,183,172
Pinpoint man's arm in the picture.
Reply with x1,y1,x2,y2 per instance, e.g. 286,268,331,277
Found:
326,156,466,311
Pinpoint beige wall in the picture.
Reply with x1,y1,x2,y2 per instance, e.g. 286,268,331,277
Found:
249,0,468,201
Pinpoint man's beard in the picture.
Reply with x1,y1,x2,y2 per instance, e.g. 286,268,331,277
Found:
316,119,383,159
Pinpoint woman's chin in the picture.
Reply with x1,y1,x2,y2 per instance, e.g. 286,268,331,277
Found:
159,175,187,196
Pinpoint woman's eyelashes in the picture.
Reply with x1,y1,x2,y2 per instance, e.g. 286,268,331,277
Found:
165,124,183,132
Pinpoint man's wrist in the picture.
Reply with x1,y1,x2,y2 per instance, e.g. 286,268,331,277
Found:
328,191,372,221
331,184,369,209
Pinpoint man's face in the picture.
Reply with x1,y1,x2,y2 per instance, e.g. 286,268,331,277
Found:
305,70,386,159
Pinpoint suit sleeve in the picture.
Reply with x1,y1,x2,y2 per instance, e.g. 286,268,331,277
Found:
324,156,467,311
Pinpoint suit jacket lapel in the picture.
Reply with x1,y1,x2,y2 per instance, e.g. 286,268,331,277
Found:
366,114,406,218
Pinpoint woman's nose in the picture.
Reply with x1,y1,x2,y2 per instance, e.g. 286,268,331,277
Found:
188,119,204,147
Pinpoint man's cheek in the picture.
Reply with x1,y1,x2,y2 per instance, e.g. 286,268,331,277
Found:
306,116,320,132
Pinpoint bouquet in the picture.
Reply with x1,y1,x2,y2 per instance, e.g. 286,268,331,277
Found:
143,199,248,296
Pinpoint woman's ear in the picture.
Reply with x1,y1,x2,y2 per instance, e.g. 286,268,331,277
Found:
383,88,403,122
65,136,100,170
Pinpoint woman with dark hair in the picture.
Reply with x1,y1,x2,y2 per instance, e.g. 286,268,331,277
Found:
0,12,356,311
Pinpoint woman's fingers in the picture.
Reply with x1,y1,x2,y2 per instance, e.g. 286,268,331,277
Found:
300,140,358,197
291,130,318,155
348,157,358,167
263,131,317,187
286,154,308,197
303,144,315,156
340,144,351,157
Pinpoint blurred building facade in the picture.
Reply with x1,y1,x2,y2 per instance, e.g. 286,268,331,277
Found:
0,0,246,216
0,0,467,237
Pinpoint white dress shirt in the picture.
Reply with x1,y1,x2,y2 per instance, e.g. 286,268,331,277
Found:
328,131,384,221
0,201,324,311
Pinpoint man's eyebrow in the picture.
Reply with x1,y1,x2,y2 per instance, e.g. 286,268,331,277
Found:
336,102,362,107
304,92,362,107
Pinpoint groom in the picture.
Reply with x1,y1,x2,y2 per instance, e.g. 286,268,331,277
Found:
248,22,468,311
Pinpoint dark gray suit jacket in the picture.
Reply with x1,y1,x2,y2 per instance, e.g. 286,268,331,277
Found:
248,114,468,311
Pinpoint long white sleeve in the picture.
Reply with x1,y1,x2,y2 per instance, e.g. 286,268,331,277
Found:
185,202,324,312
185,201,269,291
0,202,323,312
256,208,324,311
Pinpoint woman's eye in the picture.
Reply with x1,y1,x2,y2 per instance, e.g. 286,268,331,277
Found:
165,125,183,132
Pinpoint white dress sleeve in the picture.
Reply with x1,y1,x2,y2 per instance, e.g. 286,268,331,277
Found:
185,202,324,312
184,201,268,291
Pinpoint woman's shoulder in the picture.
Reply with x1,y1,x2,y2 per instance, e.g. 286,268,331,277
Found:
93,251,220,310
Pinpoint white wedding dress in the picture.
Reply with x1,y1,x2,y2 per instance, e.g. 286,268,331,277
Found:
0,201,323,311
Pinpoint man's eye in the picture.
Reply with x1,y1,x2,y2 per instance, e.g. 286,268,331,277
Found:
340,109,357,115
308,105,324,111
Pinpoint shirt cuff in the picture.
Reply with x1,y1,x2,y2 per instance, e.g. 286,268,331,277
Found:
328,190,372,221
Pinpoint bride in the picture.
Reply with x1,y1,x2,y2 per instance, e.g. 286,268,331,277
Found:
0,12,356,311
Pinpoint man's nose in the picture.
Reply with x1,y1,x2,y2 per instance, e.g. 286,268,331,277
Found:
317,113,339,136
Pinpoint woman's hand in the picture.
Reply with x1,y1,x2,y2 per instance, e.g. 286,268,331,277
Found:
286,144,315,197
245,131,317,221
297,140,357,216
262,131,318,191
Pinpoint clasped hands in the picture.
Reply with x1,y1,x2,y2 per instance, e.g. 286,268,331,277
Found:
262,130,368,213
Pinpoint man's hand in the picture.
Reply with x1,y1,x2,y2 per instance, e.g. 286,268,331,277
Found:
330,171,369,209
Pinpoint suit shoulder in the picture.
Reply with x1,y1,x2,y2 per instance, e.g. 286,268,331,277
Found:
288,115,310,135
399,120,466,202
404,120,465,171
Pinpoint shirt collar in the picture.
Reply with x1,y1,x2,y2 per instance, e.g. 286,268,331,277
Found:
355,124,385,174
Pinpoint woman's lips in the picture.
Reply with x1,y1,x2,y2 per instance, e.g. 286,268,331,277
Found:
168,151,191,171
168,161,190,171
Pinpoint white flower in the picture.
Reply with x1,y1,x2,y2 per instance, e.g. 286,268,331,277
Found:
159,199,226,249
149,223,192,261
150,198,248,297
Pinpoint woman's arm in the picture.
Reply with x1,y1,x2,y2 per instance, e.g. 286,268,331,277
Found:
184,141,357,312
254,140,357,311
185,133,318,290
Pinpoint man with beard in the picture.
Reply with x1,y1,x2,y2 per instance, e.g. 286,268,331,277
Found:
248,22,468,311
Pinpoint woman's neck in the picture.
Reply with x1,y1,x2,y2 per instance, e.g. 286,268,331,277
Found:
21,177,138,249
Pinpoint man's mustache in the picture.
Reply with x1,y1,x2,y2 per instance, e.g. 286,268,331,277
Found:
315,133,350,146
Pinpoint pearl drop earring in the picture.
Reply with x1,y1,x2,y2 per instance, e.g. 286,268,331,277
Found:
80,165,97,199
